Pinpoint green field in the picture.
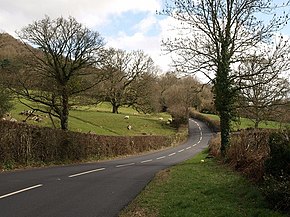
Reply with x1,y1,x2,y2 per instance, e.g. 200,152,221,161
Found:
8,100,175,136
204,114,287,130
120,150,286,217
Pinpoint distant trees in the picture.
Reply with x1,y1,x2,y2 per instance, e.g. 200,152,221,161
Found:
162,0,290,154
10,16,106,130
158,72,213,126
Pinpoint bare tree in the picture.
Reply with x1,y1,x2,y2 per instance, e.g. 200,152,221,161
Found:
162,0,290,154
237,55,290,128
12,16,106,130
97,48,157,114
163,76,203,126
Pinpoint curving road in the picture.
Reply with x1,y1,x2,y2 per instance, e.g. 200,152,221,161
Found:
0,119,213,217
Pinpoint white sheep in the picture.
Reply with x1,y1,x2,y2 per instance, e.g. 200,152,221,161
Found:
124,115,130,119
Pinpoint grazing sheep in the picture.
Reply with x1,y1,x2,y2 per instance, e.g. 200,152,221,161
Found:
158,117,164,121
127,125,132,130
124,115,130,119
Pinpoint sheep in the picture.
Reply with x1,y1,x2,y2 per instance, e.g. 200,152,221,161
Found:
124,115,130,119
127,125,132,130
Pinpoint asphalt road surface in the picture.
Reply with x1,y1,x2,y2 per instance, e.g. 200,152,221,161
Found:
0,119,213,217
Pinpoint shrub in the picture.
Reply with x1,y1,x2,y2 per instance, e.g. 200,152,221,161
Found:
261,131,290,213
208,133,221,157
265,131,290,176
227,129,271,181
261,173,290,212
168,105,188,127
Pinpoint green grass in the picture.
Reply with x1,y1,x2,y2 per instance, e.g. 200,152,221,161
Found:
120,151,286,217
204,114,287,130
8,100,175,136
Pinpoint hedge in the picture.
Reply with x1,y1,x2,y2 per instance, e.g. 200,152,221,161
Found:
0,120,174,169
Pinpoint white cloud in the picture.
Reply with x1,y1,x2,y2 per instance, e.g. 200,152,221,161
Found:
0,0,162,35
106,14,176,72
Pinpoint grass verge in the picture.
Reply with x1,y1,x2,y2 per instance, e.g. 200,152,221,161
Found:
120,150,286,217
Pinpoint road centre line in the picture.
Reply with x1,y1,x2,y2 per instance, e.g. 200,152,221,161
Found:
178,149,185,153
116,163,135,168
0,184,43,199
186,146,192,150
168,152,176,157
141,159,153,163
156,156,166,160
68,168,105,178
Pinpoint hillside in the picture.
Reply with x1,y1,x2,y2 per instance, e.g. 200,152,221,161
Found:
0,33,29,60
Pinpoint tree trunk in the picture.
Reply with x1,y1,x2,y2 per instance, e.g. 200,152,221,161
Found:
61,87,69,130
219,111,231,155
215,44,233,156
112,104,119,114
254,120,259,128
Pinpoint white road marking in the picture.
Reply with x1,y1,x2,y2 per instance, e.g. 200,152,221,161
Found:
168,153,176,157
192,143,197,147
68,168,105,178
178,149,185,153
116,163,135,168
156,156,166,160
141,159,153,164
186,146,192,150
0,184,43,199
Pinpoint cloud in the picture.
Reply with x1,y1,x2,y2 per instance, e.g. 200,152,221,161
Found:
106,14,176,72
0,0,162,35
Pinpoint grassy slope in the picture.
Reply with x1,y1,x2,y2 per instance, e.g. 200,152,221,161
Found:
120,151,286,217
9,100,175,136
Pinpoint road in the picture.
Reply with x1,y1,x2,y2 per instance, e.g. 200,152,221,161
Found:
0,119,213,217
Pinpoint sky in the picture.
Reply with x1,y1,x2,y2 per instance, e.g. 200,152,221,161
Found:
0,0,290,76
0,0,174,72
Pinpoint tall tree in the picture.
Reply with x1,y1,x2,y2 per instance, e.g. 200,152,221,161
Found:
12,16,105,130
97,48,156,114
162,0,290,154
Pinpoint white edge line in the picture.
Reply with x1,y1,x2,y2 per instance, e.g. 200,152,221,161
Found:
141,159,153,163
116,163,135,168
0,184,43,199
69,168,105,178
156,156,166,160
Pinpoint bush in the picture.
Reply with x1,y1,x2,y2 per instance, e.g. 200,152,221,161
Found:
208,133,221,157
227,129,271,181
265,131,290,176
261,173,290,212
261,131,290,213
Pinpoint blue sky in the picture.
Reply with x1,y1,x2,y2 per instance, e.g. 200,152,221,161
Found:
0,0,290,73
